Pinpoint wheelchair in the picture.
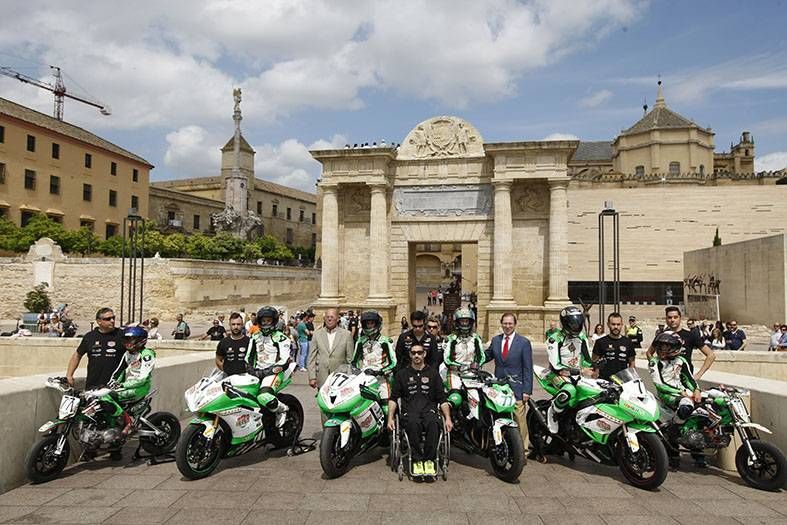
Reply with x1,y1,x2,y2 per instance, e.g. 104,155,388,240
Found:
389,406,450,481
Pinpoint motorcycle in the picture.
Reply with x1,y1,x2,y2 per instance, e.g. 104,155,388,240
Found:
316,365,388,478
176,366,304,479
528,366,669,490
25,377,181,483
659,385,787,491
447,367,525,482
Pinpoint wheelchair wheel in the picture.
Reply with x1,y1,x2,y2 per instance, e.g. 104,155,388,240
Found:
439,419,450,481
389,415,401,472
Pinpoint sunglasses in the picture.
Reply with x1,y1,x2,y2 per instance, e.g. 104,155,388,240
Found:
99,316,115,321
410,350,425,356
411,323,424,329
427,325,438,330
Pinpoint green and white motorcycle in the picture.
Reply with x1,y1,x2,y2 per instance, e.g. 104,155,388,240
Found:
528,366,669,490
176,366,303,479
448,367,525,483
316,364,388,478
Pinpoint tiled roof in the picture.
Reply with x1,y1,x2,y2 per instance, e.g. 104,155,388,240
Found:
623,105,696,135
154,175,317,204
0,97,152,166
221,133,255,153
254,179,316,203
572,141,613,161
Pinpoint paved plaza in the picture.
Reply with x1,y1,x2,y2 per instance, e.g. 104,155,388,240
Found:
1,368,787,525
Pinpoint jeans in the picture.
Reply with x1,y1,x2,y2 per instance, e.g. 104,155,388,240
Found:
298,341,310,369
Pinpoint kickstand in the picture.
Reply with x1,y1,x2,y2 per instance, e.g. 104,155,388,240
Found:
131,442,176,465
286,438,317,456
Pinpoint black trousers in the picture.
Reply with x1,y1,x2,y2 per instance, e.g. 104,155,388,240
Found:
403,410,441,462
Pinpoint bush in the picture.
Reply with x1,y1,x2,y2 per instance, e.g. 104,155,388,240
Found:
24,283,52,313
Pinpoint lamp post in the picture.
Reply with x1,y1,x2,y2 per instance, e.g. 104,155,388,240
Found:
598,201,620,325
120,208,145,326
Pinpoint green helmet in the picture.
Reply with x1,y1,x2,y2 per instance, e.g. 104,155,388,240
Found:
453,308,475,336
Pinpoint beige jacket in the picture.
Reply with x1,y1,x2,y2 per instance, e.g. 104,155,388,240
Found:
307,326,354,387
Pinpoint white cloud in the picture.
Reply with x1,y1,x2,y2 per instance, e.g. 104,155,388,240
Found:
756,151,787,172
542,133,579,141
163,125,222,177
579,89,613,108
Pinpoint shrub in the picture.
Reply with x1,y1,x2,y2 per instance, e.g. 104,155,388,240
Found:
24,283,52,313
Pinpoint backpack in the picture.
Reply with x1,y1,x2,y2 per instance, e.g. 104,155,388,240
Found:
184,323,191,338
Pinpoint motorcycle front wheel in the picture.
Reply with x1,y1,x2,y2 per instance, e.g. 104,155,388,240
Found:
489,427,525,483
25,434,70,483
140,412,181,455
319,426,354,479
175,423,224,480
736,439,787,491
616,432,668,490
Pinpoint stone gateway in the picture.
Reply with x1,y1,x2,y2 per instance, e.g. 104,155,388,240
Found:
310,116,576,338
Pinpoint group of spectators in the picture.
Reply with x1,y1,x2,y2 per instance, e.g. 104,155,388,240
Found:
771,323,787,351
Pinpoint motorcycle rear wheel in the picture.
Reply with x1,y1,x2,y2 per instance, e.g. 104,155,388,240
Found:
25,435,70,484
616,432,668,490
175,423,224,480
268,394,304,449
140,412,181,455
736,439,787,491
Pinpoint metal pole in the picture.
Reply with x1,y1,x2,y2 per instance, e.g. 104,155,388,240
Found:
613,211,621,313
130,220,137,324
120,217,127,325
139,221,145,324
598,213,605,326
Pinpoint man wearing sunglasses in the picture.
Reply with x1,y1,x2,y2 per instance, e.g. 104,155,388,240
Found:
394,311,440,372
66,307,125,389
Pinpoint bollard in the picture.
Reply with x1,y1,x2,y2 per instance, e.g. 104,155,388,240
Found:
709,389,751,471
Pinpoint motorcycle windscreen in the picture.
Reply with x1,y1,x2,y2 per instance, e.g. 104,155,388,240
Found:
610,368,641,385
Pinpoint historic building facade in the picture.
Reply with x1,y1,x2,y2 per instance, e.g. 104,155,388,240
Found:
0,97,152,238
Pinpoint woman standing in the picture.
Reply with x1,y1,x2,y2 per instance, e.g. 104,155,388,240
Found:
710,328,725,350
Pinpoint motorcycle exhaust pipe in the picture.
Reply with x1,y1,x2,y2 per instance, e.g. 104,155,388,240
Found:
528,398,548,429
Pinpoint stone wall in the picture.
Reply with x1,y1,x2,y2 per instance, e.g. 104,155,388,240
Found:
684,235,786,324
0,256,320,320
567,184,787,282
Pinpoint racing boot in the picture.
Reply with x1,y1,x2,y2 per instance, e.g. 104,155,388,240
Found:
258,391,289,427
120,412,134,438
547,404,560,434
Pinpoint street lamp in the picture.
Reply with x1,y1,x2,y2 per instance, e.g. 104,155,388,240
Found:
598,202,620,325
120,208,146,326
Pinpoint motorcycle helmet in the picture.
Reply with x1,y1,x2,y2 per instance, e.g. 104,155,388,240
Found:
653,330,682,359
559,306,585,336
360,310,382,339
256,306,279,336
453,308,475,336
123,325,148,353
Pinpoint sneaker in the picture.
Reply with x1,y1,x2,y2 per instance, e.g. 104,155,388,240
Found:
412,461,424,476
423,460,436,476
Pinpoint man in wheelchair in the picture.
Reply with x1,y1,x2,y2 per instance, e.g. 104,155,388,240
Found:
387,344,453,481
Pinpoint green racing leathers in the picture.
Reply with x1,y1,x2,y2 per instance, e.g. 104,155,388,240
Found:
100,347,155,420
351,334,396,405
546,330,592,433
246,330,292,418
442,332,485,408
648,355,699,423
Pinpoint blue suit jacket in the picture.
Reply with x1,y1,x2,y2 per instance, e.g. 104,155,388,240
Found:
485,332,533,399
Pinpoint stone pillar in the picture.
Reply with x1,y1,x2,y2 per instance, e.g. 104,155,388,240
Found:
489,180,515,306
546,180,570,305
367,183,392,302
318,184,342,301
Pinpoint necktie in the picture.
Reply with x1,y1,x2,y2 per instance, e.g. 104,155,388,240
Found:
502,336,510,361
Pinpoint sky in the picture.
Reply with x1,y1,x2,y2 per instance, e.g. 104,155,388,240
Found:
1,0,786,193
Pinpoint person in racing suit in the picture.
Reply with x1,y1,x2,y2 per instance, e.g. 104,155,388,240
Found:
98,325,155,449
546,306,592,434
442,308,485,409
351,310,396,409
245,305,292,426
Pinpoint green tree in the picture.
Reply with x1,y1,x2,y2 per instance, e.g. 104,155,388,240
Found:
0,218,22,251
185,233,218,259
60,227,100,255
255,235,293,261
713,227,722,246
241,241,262,261
213,233,245,260
98,235,124,256
24,283,52,313
160,232,187,258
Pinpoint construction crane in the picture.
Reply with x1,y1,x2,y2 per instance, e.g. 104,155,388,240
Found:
0,65,110,121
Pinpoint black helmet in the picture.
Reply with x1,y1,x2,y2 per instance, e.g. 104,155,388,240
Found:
653,330,682,359
123,325,148,353
560,306,585,336
360,310,382,339
256,306,279,336
453,308,475,336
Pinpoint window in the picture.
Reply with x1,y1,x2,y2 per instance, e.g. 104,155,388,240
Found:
286,228,294,245
669,161,680,175
0,207,6,219
84,153,92,168
132,168,139,182
193,214,200,230
0,162,5,184
109,189,117,207
80,219,94,231
111,162,117,175
312,213,316,225
47,214,62,224
49,175,60,195
299,209,304,222
699,164,705,176
106,224,117,238
21,210,35,227
272,203,278,217
83,183,92,201
635,165,644,177
0,125,4,143
745,149,750,156
26,134,35,152
311,233,316,247
51,143,60,159
24,169,36,190
286,207,292,220
257,201,262,214
167,211,176,222
131,195,139,210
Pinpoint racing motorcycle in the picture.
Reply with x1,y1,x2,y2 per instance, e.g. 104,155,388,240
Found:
448,367,525,483
25,377,180,483
659,385,787,491
316,365,388,478
528,366,669,490
176,366,303,479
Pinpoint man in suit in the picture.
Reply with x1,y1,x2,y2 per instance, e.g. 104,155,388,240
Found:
485,312,533,455
307,308,354,389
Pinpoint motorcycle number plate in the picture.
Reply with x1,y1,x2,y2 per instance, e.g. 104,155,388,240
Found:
492,425,503,445
202,425,216,438
625,430,640,452
58,395,79,419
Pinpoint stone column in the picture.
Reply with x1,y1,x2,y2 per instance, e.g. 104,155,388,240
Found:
546,180,570,304
367,183,392,301
318,184,342,301
490,180,515,306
